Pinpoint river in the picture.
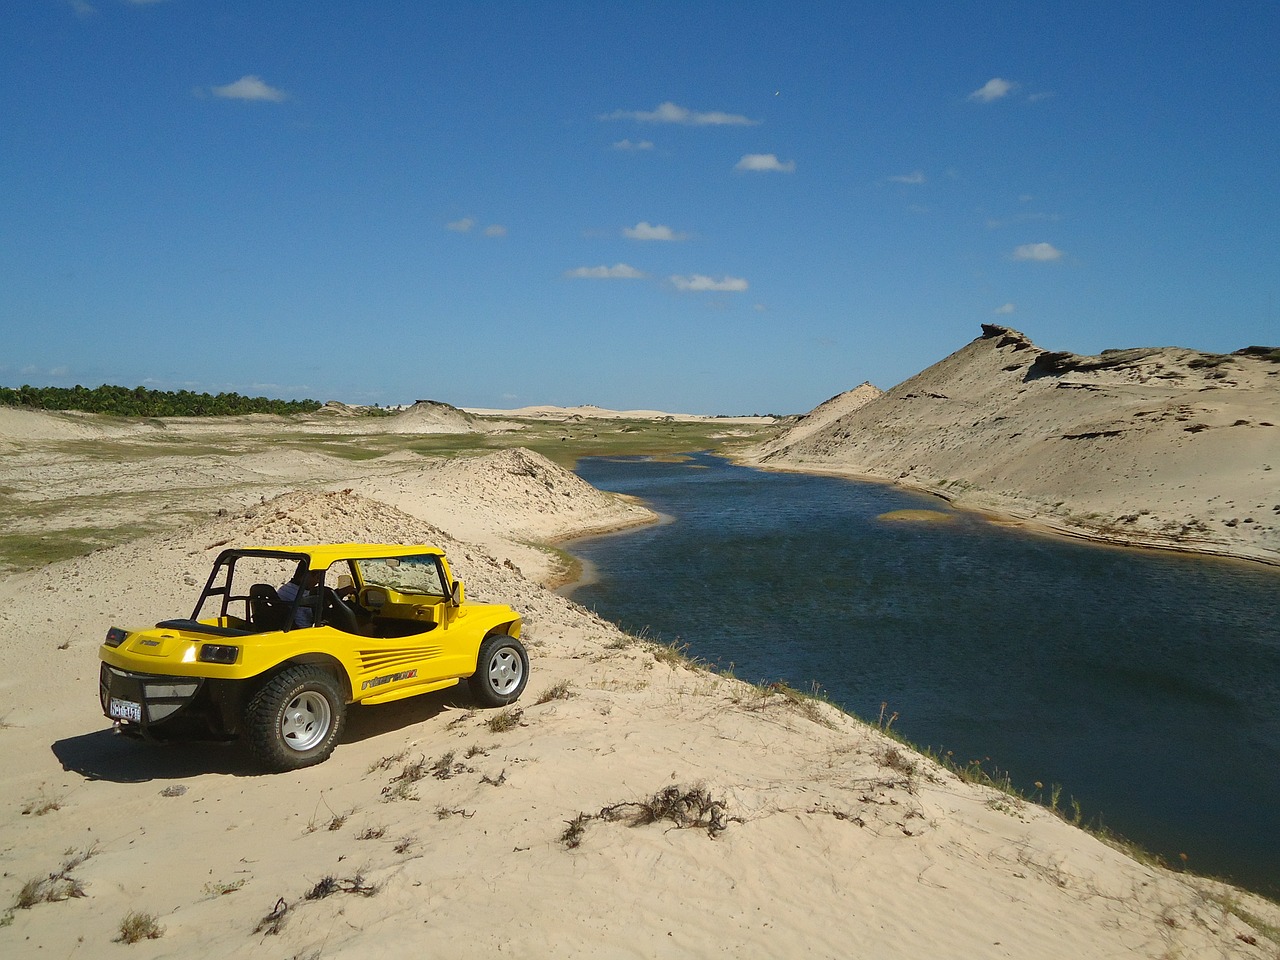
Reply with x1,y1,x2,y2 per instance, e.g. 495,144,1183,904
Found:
563,452,1280,896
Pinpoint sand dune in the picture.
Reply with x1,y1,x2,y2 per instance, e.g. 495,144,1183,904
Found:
752,325,1280,565
2,400,1278,957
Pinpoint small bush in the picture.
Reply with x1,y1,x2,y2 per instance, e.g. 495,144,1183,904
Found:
486,708,523,733
117,911,162,944
535,680,574,705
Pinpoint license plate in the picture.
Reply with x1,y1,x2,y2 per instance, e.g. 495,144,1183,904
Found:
109,698,142,723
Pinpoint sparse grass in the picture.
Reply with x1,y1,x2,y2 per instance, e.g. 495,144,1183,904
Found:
735,679,836,727
356,825,386,840
446,709,476,730
253,898,290,936
381,755,428,801
304,875,378,901
650,637,702,669
877,744,919,778
560,813,591,849
367,749,409,773
202,878,247,897
116,910,163,944
562,784,737,849
431,750,461,779
535,679,574,704
20,791,63,816
486,707,523,733
435,807,475,820
12,844,99,910
303,794,351,832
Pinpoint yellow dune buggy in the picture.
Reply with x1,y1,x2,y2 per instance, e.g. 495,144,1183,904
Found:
98,544,526,770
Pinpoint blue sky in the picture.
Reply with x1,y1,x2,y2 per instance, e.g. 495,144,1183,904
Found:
3,1,1278,414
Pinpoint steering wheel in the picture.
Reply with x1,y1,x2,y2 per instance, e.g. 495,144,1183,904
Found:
321,586,360,634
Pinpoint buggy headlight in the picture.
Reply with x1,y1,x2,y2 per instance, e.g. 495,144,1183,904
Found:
199,644,240,665
104,627,129,648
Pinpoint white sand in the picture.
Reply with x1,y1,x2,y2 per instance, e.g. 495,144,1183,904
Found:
1,402,1277,958
751,326,1280,565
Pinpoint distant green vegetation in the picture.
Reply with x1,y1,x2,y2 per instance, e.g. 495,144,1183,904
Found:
0,383,321,417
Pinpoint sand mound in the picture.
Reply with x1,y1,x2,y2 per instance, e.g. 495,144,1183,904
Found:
752,325,1280,563
354,448,655,581
0,406,159,442
383,400,479,434
756,382,883,456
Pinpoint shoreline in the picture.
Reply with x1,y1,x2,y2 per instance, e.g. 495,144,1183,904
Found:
740,455,1280,569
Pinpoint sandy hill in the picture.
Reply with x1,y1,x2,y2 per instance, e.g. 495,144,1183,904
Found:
4,483,1278,957
752,325,1280,564
383,400,479,434
464,403,776,424
755,381,883,457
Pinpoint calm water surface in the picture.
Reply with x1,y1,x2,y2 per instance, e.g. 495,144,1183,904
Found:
564,453,1280,895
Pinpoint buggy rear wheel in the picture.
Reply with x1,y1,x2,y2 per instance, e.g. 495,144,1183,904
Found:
246,665,346,771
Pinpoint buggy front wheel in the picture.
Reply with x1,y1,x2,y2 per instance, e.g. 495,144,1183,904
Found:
469,635,529,707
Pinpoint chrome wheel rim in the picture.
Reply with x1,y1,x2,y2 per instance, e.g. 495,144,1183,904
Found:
280,691,331,751
486,647,523,695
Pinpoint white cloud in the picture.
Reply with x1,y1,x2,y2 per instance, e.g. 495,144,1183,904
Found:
623,222,686,241
612,138,654,151
565,264,646,280
670,274,748,292
484,224,507,237
446,218,475,233
735,154,795,173
969,77,1016,103
212,75,287,102
602,101,758,126
995,302,1016,315
1013,242,1063,261
889,171,926,185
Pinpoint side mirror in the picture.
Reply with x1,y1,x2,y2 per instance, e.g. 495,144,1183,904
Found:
450,580,465,606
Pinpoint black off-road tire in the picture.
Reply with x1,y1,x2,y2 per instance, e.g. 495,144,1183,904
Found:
245,664,346,771
468,635,529,707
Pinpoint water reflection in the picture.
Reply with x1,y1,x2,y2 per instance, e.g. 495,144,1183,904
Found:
565,452,1280,895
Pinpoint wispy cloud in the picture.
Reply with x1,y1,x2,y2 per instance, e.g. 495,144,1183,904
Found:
888,171,926,185
623,222,687,241
1013,242,1063,262
212,75,287,102
447,218,505,237
994,302,1016,315
735,154,795,173
565,264,646,279
612,138,654,151
969,77,1016,103
602,101,758,126
670,274,748,292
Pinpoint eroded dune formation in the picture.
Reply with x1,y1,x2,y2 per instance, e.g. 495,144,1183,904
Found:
754,325,1280,563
